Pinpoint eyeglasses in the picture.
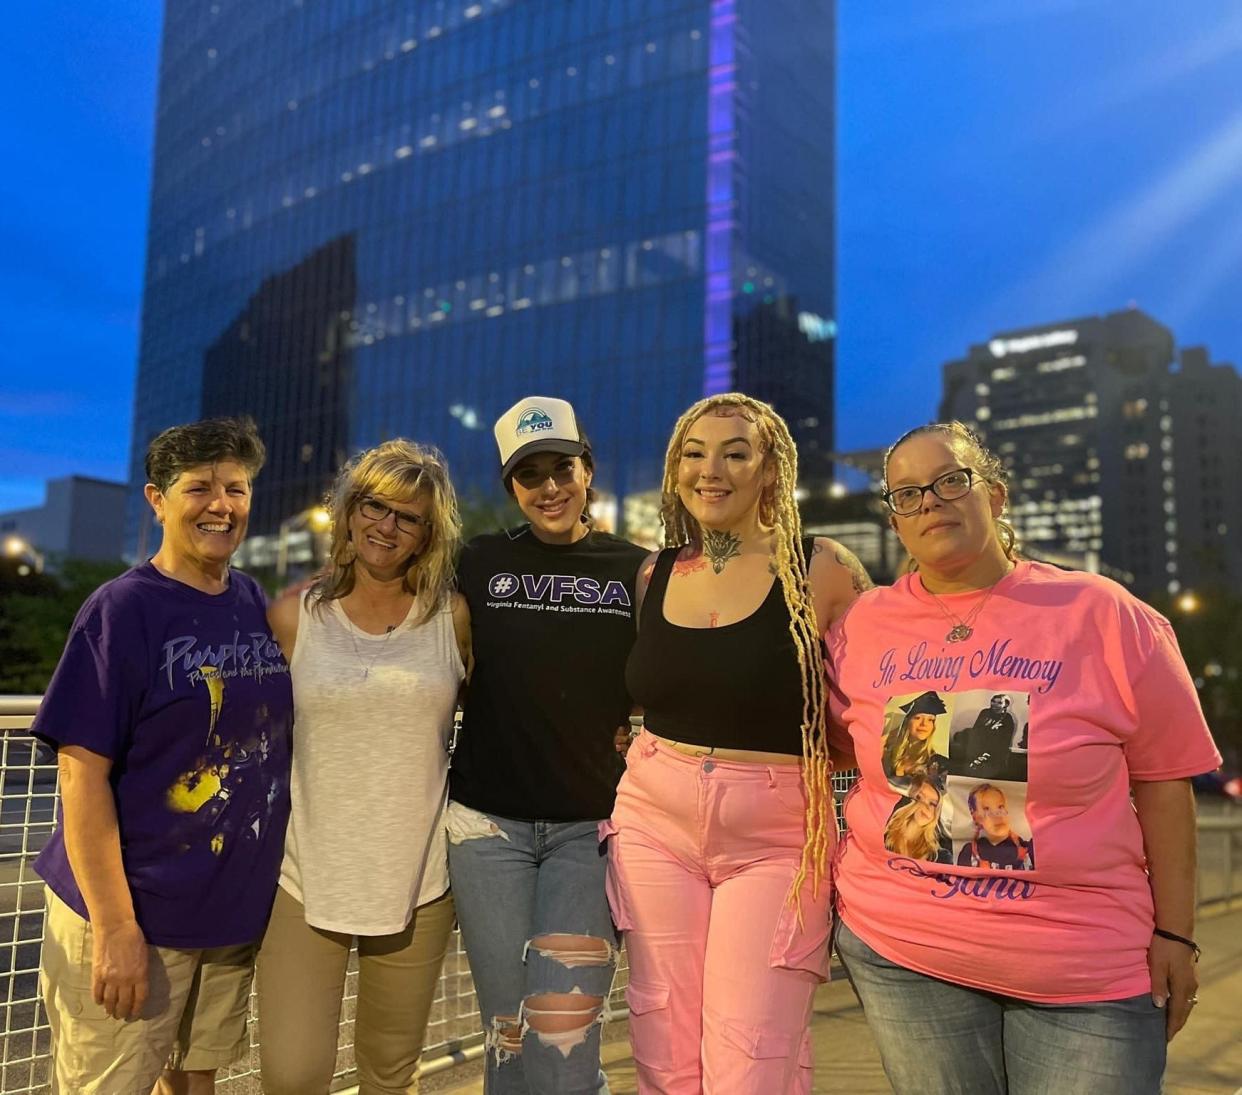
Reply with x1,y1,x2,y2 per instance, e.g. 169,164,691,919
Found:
358,497,431,534
511,458,579,489
882,467,976,516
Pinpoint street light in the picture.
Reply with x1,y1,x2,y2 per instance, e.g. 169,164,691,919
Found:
4,536,45,573
276,506,332,585
1176,590,1200,614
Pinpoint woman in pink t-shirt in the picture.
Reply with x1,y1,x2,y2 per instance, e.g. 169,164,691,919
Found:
827,421,1221,1095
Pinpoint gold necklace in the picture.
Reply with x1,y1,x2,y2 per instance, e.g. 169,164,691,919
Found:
925,568,1011,644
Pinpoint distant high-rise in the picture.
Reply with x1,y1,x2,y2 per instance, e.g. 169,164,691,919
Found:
1165,345,1242,595
941,308,1242,599
126,0,836,552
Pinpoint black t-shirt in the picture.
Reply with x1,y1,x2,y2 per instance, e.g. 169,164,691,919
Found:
451,526,647,821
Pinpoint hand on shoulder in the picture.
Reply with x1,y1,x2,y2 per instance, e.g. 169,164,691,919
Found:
267,587,304,660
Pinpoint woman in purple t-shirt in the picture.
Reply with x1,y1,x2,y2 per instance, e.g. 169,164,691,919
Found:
33,417,293,1095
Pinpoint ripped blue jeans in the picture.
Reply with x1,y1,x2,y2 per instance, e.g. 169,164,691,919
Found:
446,802,617,1094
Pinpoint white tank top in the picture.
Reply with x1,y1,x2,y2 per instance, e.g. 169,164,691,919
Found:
279,593,464,935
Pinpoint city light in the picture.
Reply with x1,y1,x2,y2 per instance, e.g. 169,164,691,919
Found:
1176,591,1200,614
988,329,1079,357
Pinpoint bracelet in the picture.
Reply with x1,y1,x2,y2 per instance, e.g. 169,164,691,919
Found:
1153,928,1201,962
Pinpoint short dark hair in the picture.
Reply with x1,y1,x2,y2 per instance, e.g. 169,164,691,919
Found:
145,417,266,492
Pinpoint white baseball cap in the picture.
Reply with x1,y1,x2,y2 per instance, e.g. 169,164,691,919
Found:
494,396,585,480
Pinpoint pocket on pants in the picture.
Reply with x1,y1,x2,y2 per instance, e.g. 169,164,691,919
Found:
597,819,634,932
769,876,833,982
720,1019,810,1062
625,981,672,1069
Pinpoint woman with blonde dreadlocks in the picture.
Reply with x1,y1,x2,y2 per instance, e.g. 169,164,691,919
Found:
603,393,871,1094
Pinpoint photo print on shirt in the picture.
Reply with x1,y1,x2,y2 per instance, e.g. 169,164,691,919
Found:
947,688,1030,782
879,688,1036,870
946,777,1035,871
879,690,954,864
879,690,952,792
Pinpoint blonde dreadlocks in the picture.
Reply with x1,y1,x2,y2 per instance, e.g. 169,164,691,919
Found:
659,393,832,905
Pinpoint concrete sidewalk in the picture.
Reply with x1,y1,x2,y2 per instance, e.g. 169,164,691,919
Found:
434,901,1242,1094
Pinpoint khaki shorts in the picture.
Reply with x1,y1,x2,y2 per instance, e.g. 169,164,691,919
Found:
40,887,255,1095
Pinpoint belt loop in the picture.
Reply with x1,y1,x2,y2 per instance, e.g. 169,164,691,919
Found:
767,766,777,787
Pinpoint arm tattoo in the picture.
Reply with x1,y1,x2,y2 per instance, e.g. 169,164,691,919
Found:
834,545,875,594
702,529,742,574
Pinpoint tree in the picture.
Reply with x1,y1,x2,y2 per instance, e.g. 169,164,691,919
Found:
0,558,127,695
1150,585,1242,769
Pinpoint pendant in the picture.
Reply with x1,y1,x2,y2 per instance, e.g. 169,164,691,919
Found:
946,624,973,643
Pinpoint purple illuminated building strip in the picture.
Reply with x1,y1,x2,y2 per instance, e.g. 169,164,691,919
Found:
703,0,737,396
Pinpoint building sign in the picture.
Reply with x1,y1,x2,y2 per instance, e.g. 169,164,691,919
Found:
988,329,1079,358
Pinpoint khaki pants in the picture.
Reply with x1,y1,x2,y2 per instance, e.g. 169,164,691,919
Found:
40,888,254,1095
256,886,455,1095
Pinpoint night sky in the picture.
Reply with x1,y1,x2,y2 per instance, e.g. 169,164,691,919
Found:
2,0,1239,511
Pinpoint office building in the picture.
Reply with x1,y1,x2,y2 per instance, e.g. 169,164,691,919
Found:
0,476,127,565
125,0,837,552
941,308,1242,599
1166,346,1242,596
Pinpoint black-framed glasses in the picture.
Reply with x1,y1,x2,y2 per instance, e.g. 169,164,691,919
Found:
358,496,431,533
882,468,976,516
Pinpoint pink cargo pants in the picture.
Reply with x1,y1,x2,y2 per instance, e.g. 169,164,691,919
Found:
602,731,833,1094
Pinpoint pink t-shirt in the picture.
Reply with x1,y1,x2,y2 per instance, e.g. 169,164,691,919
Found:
826,561,1221,1003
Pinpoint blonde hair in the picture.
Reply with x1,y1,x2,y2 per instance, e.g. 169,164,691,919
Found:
883,774,946,860
882,711,940,778
310,439,461,624
659,392,831,904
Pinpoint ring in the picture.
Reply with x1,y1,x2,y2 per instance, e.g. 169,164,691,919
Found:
1187,995,1200,1005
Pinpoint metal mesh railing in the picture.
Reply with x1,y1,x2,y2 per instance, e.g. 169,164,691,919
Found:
0,728,57,1095
0,698,857,1093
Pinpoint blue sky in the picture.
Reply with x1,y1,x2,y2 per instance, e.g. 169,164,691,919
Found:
1,0,1239,511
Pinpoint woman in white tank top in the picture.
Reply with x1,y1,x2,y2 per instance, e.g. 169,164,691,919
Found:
256,440,470,1095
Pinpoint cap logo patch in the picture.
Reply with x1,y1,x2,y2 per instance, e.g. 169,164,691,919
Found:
516,408,554,436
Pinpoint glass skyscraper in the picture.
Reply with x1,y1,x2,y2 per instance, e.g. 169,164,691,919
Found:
127,0,835,550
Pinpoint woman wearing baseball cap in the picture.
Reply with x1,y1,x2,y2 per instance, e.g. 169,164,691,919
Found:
448,396,646,1093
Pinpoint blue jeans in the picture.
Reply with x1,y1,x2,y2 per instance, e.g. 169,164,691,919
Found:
835,918,1167,1095
446,802,617,1095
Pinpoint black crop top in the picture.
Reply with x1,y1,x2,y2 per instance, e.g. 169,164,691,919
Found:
624,545,808,755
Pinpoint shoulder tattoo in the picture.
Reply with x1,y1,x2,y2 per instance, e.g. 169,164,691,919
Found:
833,544,875,594
673,547,708,577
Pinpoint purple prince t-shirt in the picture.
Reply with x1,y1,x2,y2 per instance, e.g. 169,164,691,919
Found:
33,563,293,948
